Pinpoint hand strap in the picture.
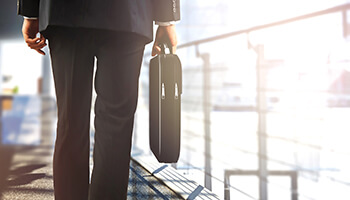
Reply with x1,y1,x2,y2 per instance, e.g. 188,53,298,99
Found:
160,43,174,54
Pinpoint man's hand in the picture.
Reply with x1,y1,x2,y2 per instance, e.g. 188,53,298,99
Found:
152,25,177,56
22,18,46,55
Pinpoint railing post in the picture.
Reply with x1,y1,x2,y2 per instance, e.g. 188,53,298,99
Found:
342,10,350,38
256,44,268,200
224,171,230,200
200,53,212,190
291,171,298,200
41,48,52,95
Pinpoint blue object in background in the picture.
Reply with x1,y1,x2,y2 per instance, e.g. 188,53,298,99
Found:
1,95,41,146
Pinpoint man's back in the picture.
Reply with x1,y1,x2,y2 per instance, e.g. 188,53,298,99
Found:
18,0,180,41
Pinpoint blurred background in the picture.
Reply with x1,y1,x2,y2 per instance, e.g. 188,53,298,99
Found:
1,0,350,199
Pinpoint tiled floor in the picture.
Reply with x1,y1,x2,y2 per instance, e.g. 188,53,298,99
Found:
0,96,182,200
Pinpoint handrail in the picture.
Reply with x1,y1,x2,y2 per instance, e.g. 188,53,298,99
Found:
177,3,350,49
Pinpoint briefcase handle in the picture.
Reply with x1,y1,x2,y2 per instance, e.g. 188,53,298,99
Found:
159,43,174,55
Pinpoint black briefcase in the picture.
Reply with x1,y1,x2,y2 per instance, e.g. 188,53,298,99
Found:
149,45,182,163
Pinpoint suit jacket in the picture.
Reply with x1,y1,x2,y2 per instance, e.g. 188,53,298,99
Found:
17,0,180,42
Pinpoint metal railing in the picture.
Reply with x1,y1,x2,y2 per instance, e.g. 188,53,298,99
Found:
135,3,350,200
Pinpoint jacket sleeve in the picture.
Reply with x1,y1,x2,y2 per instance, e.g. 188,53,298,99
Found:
17,0,40,17
153,0,180,22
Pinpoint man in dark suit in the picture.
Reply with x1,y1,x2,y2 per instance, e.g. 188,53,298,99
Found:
17,0,180,199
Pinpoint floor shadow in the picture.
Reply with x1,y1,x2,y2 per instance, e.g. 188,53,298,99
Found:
7,173,46,186
128,161,183,200
0,147,15,198
7,163,47,187
10,164,46,175
0,147,48,198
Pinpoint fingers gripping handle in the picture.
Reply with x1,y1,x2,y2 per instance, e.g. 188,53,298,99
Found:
159,43,174,54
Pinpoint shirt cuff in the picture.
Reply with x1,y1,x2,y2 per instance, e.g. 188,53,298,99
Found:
155,21,179,26
23,16,38,20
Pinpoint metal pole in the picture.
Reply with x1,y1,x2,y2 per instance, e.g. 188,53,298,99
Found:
224,171,230,200
291,171,298,200
41,48,52,96
201,53,212,190
256,45,268,200
342,10,349,38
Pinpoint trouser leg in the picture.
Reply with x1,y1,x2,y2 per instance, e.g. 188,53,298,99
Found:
48,27,95,200
88,32,145,200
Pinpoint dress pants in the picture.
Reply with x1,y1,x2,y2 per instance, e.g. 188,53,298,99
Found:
46,26,146,200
